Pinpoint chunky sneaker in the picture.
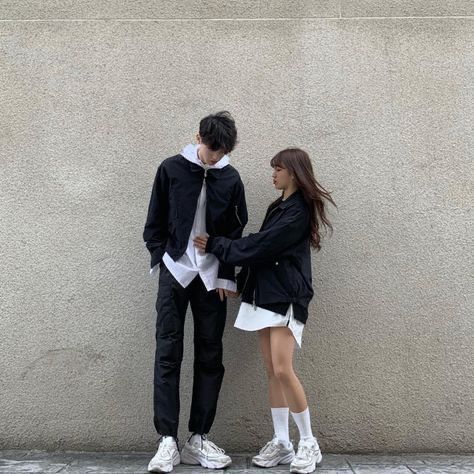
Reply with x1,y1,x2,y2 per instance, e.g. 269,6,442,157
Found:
181,434,232,469
252,436,295,467
148,436,180,472
290,437,322,473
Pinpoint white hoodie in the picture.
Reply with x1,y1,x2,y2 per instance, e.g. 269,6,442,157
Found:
151,144,237,292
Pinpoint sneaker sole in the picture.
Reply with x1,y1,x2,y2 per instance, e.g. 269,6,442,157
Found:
252,451,295,468
181,449,231,469
148,453,180,472
290,452,323,473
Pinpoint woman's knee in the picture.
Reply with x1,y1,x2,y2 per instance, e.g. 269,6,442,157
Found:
272,362,294,382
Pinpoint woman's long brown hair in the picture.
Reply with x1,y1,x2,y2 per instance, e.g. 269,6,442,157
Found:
270,148,336,251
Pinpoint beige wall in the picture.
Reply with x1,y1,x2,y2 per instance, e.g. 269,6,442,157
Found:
1,1,472,453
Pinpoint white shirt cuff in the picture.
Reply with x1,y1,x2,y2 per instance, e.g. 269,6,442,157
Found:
216,278,237,292
150,264,159,276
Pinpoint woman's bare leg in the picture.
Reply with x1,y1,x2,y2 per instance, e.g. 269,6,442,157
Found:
267,327,321,471
257,328,292,446
269,326,307,413
258,328,287,407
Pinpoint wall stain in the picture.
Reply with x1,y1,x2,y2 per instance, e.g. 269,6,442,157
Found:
20,347,106,381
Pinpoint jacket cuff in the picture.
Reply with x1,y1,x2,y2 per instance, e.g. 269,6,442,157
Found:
150,246,165,268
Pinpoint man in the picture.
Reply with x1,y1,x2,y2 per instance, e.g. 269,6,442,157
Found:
143,111,247,472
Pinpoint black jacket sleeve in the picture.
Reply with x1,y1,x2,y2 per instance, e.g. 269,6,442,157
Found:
143,164,169,269
216,178,248,282
207,205,309,267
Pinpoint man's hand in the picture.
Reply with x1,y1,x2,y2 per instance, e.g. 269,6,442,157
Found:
216,288,225,301
194,235,209,251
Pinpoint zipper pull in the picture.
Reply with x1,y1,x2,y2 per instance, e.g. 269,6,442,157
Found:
234,205,243,226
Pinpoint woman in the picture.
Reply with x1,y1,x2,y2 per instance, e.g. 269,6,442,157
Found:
194,148,335,474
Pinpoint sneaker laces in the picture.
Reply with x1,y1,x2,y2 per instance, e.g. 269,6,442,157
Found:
258,438,280,456
296,445,311,460
296,440,318,461
158,437,176,458
202,436,226,455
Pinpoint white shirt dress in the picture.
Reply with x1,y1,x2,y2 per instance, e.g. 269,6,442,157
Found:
234,302,304,348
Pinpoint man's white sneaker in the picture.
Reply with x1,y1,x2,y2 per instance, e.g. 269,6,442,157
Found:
181,434,232,469
148,436,180,473
290,437,322,473
252,436,295,468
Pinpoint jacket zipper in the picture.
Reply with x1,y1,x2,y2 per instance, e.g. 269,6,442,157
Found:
248,205,280,309
240,267,256,309
241,267,250,294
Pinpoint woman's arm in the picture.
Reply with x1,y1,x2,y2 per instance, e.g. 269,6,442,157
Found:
215,178,249,284
195,206,309,267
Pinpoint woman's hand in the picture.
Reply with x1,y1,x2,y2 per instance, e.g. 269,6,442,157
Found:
193,235,209,251
216,288,240,301
224,289,240,298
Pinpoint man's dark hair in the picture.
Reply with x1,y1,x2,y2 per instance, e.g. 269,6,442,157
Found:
199,111,237,154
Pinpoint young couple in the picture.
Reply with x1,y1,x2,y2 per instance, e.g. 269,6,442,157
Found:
143,111,335,473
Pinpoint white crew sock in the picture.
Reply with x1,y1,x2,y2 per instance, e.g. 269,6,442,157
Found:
291,407,319,446
271,407,290,446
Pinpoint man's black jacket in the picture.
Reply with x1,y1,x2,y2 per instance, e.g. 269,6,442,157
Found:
143,154,248,282
205,190,314,323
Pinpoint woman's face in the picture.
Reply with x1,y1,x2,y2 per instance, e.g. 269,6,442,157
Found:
272,165,293,190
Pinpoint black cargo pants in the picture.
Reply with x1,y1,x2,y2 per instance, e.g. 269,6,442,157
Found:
153,263,227,438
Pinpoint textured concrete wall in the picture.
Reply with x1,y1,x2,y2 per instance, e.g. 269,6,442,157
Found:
1,1,472,453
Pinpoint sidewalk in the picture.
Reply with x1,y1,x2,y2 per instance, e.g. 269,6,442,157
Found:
1,451,474,473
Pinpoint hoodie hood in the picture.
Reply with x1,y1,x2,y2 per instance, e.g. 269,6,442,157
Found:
180,144,230,169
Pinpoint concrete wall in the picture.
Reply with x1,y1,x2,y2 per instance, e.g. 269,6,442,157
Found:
1,1,472,453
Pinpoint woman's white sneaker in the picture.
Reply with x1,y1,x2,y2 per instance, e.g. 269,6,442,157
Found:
181,434,232,469
290,437,322,473
252,436,295,467
148,436,180,473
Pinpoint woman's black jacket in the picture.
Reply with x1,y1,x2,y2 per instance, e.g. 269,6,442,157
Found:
205,190,314,324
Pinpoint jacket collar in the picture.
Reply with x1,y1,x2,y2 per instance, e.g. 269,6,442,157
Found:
278,190,304,209
180,144,230,171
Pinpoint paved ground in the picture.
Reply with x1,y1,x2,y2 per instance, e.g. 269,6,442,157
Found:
1,451,474,473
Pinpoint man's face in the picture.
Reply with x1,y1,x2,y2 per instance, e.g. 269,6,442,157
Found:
196,134,226,166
